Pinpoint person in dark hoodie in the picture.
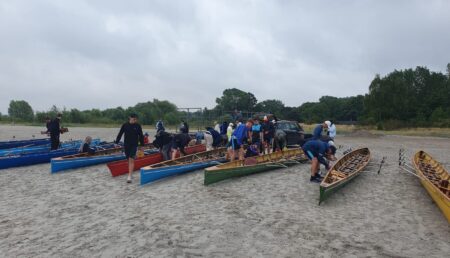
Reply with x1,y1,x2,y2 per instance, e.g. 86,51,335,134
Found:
206,127,221,148
48,113,63,150
153,130,173,161
171,133,191,160
115,113,144,183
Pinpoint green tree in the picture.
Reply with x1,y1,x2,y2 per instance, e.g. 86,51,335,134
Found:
8,100,34,121
215,88,257,111
254,99,285,117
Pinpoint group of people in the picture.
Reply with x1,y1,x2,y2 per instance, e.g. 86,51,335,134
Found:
44,112,339,184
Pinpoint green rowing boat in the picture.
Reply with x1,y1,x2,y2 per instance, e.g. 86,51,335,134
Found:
319,147,371,204
204,148,307,185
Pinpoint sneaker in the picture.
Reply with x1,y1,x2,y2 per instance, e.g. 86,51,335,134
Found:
127,177,132,183
310,176,322,183
315,172,324,179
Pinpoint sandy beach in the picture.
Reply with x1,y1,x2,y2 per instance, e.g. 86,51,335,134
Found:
0,125,449,257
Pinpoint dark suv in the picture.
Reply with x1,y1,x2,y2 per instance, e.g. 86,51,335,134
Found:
275,120,311,146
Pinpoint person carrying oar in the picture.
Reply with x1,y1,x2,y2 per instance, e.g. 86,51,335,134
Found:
302,140,336,183
115,113,145,183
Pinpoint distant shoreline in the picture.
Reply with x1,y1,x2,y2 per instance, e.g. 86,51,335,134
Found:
1,122,449,138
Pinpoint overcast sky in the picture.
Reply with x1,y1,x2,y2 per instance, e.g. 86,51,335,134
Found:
1,0,449,114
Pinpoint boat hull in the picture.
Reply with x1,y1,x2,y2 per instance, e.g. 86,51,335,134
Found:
0,138,50,149
0,149,79,169
51,154,125,173
140,159,225,185
204,149,306,185
108,153,163,177
319,171,361,204
107,144,206,177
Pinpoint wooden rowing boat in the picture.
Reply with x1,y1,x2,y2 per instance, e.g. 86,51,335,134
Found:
319,148,371,204
204,148,307,185
413,151,450,223
107,144,206,177
140,148,228,185
0,148,79,169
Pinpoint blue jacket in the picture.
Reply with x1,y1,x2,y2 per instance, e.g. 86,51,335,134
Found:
302,140,330,168
232,124,249,145
313,124,324,140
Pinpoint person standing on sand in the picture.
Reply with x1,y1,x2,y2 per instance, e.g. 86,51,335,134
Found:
327,120,336,140
312,121,330,140
49,113,63,150
228,119,253,161
302,140,336,183
171,133,191,160
115,114,145,183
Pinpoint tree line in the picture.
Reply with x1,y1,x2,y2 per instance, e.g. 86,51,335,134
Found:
2,65,449,129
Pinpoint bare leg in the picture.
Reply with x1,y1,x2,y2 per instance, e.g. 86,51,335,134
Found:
238,147,244,160
127,158,134,182
311,158,319,177
171,149,177,160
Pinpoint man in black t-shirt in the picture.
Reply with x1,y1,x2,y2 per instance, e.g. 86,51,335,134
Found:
115,114,144,183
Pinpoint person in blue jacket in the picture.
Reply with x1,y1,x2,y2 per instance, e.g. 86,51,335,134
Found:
312,121,330,140
302,140,336,183
228,119,253,161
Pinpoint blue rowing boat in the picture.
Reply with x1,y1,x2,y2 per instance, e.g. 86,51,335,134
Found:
140,148,228,186
0,139,102,157
0,138,50,149
51,145,158,173
0,148,79,169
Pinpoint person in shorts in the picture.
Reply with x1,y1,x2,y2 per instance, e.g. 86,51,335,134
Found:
115,114,144,183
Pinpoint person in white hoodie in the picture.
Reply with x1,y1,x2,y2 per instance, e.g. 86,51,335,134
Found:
325,120,337,140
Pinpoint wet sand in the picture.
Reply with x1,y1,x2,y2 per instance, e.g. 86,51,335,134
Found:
0,125,449,257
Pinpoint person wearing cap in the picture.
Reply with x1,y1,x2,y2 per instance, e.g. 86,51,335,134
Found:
115,113,145,183
302,139,336,183
49,113,63,150
312,121,330,140
327,120,336,140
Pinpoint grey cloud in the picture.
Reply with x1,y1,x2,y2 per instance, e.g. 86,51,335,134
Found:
0,0,449,113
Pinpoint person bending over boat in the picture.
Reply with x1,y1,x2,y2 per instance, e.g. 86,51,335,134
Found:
48,113,63,150
302,140,337,183
115,113,145,183
274,129,287,151
206,127,221,149
171,133,191,160
79,136,95,154
228,120,253,161
153,130,173,161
